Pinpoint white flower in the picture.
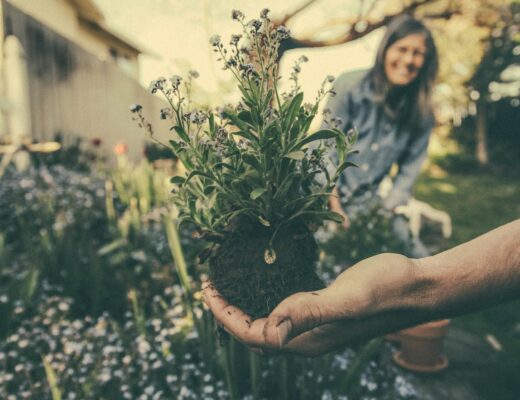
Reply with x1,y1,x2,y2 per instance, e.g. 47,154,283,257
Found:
169,75,182,88
209,35,221,46
130,104,142,113
231,10,244,21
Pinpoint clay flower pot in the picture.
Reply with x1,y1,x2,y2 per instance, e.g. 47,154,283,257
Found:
391,319,450,373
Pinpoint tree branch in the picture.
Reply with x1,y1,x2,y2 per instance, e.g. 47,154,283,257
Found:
276,0,456,56
278,0,319,25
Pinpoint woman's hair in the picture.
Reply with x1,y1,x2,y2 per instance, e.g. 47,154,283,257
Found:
370,15,438,132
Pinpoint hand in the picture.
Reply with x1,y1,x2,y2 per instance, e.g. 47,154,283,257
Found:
203,254,421,356
329,190,350,230
340,212,351,230
203,282,352,356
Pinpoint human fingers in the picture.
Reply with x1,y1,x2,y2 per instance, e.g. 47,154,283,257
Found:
342,213,351,230
262,289,341,349
270,322,349,356
203,283,268,347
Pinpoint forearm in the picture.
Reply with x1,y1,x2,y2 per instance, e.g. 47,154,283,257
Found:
414,219,520,318
334,219,520,337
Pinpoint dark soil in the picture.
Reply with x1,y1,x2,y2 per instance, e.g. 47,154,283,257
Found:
209,220,325,319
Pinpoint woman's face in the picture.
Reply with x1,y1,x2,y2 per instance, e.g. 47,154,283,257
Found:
384,33,427,86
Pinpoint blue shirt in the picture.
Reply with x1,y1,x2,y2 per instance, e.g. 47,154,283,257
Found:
323,69,433,210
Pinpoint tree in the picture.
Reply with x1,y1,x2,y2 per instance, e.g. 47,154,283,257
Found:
467,0,520,165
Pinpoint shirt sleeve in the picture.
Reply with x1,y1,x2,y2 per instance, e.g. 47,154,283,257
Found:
384,122,432,209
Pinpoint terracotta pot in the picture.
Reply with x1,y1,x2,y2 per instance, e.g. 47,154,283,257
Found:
391,319,450,373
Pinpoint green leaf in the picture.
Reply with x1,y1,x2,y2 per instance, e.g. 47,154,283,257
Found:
214,162,236,171
298,129,338,147
285,92,304,129
212,207,256,228
263,89,274,109
178,153,194,170
232,130,259,144
185,170,215,184
203,185,216,196
242,153,261,170
292,210,344,224
170,176,186,185
43,357,62,400
171,125,190,143
238,111,253,124
250,188,266,200
208,112,215,134
273,171,297,200
238,86,254,105
168,140,184,156
284,151,305,160
320,211,345,223
258,215,271,226
335,160,358,177
301,114,315,134
97,238,127,256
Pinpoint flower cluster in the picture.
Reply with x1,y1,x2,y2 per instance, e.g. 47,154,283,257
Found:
0,285,420,400
0,289,229,400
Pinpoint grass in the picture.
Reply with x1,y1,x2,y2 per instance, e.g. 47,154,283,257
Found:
414,167,520,400
415,169,520,248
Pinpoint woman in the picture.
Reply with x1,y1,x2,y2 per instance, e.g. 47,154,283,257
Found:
325,15,438,257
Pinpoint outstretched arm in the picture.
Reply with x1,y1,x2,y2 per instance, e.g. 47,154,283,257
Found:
204,219,520,356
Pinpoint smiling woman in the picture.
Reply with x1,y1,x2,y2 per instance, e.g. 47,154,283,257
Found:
384,33,427,86
325,15,439,258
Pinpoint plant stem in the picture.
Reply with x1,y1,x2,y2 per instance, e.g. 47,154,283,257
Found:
222,339,239,400
340,337,384,396
162,213,193,318
249,351,261,399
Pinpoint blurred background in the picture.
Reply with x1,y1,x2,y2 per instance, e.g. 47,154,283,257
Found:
0,0,519,399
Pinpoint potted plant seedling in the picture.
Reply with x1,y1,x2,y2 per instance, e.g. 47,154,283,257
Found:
132,9,356,319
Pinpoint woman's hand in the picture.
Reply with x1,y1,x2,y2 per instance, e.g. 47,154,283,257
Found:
329,188,350,230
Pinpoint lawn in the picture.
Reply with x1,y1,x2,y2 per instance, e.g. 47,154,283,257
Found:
414,168,520,400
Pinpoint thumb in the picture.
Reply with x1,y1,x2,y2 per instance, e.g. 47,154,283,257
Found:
263,289,336,348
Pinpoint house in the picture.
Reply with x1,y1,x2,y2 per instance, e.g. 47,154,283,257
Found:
0,0,167,160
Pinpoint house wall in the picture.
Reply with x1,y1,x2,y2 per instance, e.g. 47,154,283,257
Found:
1,2,168,162
3,0,139,78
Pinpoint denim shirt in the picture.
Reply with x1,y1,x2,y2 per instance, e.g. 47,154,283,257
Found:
322,69,433,210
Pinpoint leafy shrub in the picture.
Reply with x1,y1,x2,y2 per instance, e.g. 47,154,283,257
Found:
0,164,198,327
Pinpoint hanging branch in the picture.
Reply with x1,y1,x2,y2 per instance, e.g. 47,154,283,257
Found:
273,0,458,57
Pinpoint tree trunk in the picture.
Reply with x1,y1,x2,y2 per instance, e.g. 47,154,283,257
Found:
475,100,489,166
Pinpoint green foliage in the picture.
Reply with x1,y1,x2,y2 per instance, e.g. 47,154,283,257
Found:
320,206,408,267
0,162,202,331
133,11,355,260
